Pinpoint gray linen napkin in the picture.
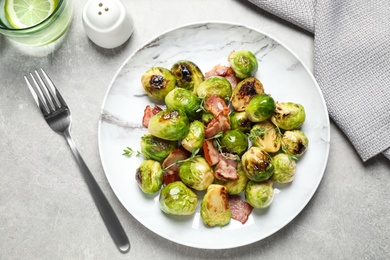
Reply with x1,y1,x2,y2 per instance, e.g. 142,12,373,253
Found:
249,0,390,161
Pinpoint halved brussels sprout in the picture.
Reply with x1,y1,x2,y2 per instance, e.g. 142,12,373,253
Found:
241,146,274,182
245,94,276,122
135,160,163,194
271,102,306,130
228,50,258,79
178,157,214,190
196,76,232,103
281,130,309,157
148,108,189,141
200,184,231,227
245,180,274,208
181,120,205,152
140,134,178,162
159,181,199,215
271,153,297,183
170,60,204,92
165,88,201,120
141,67,176,100
249,121,281,153
230,77,264,111
220,129,248,156
214,162,249,195
229,111,252,133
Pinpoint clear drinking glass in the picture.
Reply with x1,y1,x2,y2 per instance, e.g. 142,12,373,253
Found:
0,0,73,46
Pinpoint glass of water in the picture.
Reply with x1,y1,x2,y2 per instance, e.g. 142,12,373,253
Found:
0,0,73,46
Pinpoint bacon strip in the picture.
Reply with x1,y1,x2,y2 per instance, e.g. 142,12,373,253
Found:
203,140,220,166
205,115,231,139
214,154,239,181
205,64,239,89
204,94,230,117
229,195,253,224
142,105,162,127
161,147,190,185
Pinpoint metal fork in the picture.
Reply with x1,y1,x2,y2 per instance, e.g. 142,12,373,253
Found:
24,68,130,253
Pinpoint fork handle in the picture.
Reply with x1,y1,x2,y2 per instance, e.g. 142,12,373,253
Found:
63,129,130,253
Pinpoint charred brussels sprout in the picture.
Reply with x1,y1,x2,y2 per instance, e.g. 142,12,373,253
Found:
200,184,231,227
140,134,178,162
249,121,281,153
196,76,232,103
221,129,248,156
178,157,214,191
170,60,204,92
245,180,274,208
281,130,309,157
214,162,249,195
241,146,274,182
229,111,252,133
181,120,205,152
135,160,163,194
141,67,176,100
245,94,276,122
159,181,199,215
165,88,201,120
230,77,264,111
228,50,258,79
271,102,306,130
148,108,189,141
271,153,297,183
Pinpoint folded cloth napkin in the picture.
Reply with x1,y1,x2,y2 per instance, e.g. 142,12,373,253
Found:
248,0,390,161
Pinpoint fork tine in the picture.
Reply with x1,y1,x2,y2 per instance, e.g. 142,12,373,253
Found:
34,70,57,111
24,74,51,115
39,68,65,109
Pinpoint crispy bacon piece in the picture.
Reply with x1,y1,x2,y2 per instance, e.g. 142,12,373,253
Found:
229,195,253,224
203,140,220,166
214,154,239,181
205,115,231,139
204,94,230,117
205,64,239,88
161,147,190,185
142,105,162,127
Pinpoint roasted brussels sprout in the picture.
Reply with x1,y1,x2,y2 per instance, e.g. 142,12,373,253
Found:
230,77,264,111
220,129,248,156
200,184,231,227
196,76,232,103
140,134,178,162
249,121,281,153
229,111,252,133
181,120,205,152
201,112,214,125
245,180,274,208
271,153,297,183
281,130,309,157
245,94,276,122
141,67,176,100
241,146,274,182
228,50,258,79
170,60,204,92
271,102,306,130
165,88,201,120
135,160,163,194
148,108,189,141
159,181,199,215
214,162,249,195
178,157,214,191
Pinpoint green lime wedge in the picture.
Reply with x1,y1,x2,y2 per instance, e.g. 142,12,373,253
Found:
4,0,59,29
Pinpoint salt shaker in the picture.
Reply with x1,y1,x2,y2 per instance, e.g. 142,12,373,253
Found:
82,0,134,49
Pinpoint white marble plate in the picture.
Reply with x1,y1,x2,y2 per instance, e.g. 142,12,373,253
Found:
98,22,330,249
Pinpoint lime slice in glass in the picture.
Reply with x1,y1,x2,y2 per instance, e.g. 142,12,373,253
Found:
5,0,59,29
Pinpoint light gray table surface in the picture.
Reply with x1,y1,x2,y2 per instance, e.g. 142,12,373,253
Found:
1,0,389,259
